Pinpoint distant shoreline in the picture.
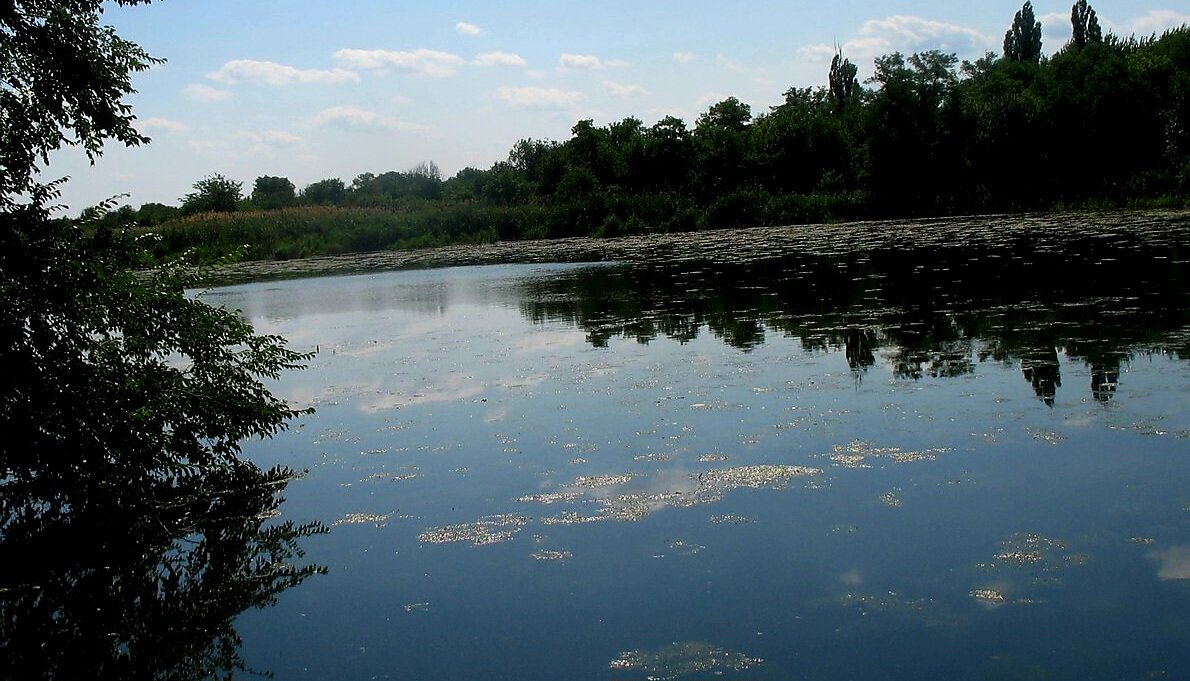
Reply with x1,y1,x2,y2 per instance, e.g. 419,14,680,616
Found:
192,208,1189,286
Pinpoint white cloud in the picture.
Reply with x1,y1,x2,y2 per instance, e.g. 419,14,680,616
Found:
603,80,648,98
139,117,190,133
1123,10,1190,36
560,53,603,70
558,53,630,70
308,105,427,132
797,44,837,63
182,83,233,102
473,51,528,67
261,130,304,146
455,21,483,36
236,129,306,155
1037,11,1073,49
496,86,586,110
333,48,465,77
799,15,995,64
207,59,359,86
673,51,697,65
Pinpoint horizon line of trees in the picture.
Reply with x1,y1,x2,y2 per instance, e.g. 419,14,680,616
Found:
95,2,1189,251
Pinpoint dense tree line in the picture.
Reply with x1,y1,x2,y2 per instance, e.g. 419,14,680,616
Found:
127,3,1189,261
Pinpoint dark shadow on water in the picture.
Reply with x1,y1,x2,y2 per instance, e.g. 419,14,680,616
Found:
519,224,1190,404
0,462,325,681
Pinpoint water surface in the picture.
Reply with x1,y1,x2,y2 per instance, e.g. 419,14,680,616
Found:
216,214,1190,680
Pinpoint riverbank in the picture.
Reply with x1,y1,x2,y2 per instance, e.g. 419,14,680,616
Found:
193,209,1189,286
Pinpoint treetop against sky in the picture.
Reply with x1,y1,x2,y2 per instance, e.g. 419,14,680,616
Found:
47,0,1190,212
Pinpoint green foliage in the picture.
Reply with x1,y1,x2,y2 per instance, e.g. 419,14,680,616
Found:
135,201,179,226
300,177,347,205
251,174,296,209
180,173,242,214
347,164,443,205
1004,1,1043,64
2,203,311,483
828,49,860,112
0,1,160,203
1,3,322,677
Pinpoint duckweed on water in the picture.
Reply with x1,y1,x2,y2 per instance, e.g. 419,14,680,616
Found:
571,474,634,488
331,512,395,528
418,514,530,545
708,514,753,525
530,550,572,561
879,489,903,508
608,641,763,679
516,491,583,505
969,588,1007,605
827,440,950,468
984,533,1085,572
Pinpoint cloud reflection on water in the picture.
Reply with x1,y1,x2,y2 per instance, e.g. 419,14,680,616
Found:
1151,546,1190,580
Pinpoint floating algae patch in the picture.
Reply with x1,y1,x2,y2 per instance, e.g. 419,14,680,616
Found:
541,511,606,526
601,465,821,521
526,465,821,525
531,549,572,561
1027,428,1066,445
826,440,950,468
841,591,935,617
516,491,583,505
608,641,763,679
418,514,530,546
708,514,753,525
331,512,394,528
571,473,634,488
970,588,1007,605
879,489,903,508
366,467,419,483
984,533,1086,572
693,464,820,501
665,539,705,556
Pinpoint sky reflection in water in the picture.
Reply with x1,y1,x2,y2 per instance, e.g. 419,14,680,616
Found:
216,221,1190,680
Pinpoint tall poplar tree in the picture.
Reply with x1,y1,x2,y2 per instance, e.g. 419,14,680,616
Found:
1004,1,1044,64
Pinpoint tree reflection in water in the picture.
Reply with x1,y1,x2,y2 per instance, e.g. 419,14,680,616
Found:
0,462,324,681
519,225,1189,405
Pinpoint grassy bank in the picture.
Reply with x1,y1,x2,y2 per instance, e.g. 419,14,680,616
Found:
142,193,1187,266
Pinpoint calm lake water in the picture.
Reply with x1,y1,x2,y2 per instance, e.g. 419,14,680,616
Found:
208,214,1189,680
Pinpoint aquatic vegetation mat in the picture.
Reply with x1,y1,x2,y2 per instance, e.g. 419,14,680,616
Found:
609,641,763,679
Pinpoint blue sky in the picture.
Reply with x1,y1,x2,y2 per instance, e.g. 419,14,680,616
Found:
49,1,1190,212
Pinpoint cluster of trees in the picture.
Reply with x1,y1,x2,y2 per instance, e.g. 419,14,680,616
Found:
2,2,321,677
128,1,1188,261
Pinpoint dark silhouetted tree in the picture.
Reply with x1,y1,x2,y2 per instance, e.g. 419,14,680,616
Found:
829,49,860,113
251,175,296,209
300,178,347,205
1071,0,1102,49
1004,1,1043,64
1,2,320,676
